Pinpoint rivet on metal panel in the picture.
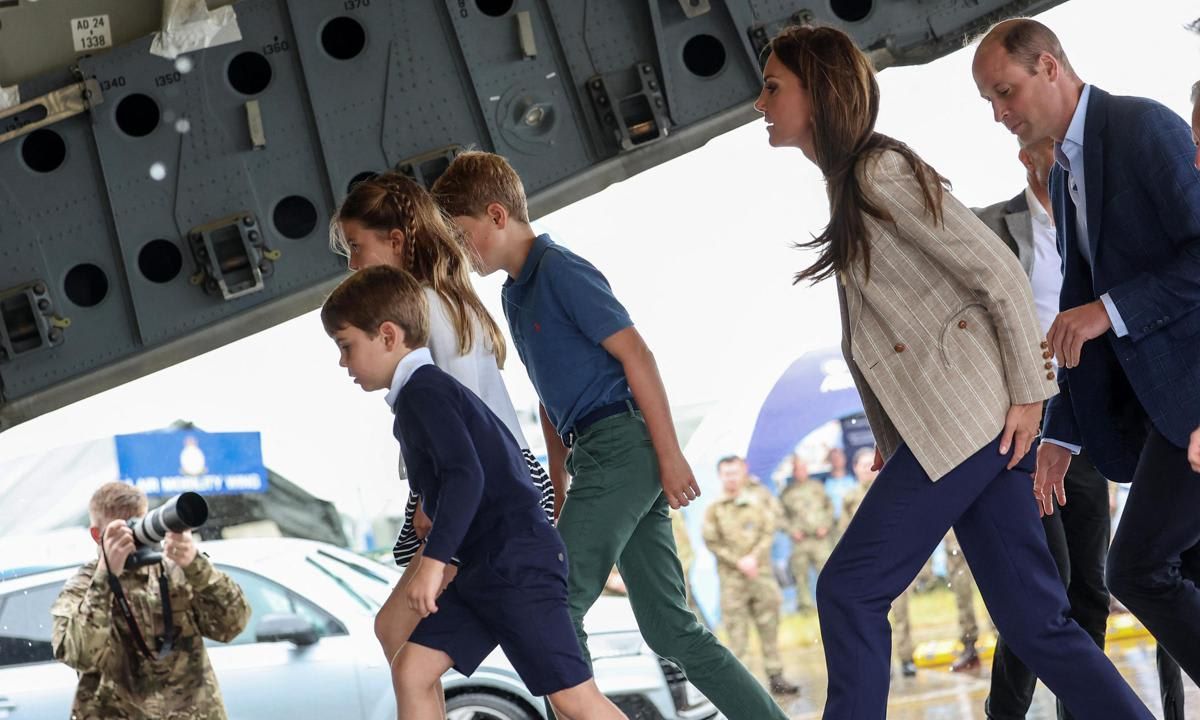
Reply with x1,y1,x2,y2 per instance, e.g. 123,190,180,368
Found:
678,0,711,19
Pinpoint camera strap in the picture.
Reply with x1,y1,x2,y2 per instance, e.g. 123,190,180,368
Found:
100,541,177,661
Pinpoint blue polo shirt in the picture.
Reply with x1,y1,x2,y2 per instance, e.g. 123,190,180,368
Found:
502,234,633,435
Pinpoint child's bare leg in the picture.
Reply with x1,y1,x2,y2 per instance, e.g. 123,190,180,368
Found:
393,642,453,720
375,547,457,709
548,679,628,720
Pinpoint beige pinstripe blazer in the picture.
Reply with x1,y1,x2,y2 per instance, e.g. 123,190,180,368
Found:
837,150,1058,481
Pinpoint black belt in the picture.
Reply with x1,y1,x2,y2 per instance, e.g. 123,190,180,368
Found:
561,399,637,448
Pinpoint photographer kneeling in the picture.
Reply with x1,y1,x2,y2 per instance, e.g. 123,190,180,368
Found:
50,481,251,719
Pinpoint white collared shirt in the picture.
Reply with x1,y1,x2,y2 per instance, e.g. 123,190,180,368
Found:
1025,186,1062,337
385,347,434,410
1052,84,1128,337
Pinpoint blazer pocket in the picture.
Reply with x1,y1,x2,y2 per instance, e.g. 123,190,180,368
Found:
938,303,998,370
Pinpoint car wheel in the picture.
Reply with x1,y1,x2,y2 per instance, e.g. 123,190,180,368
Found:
445,691,538,720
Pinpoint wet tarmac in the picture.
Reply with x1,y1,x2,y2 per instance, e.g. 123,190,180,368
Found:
770,636,1198,719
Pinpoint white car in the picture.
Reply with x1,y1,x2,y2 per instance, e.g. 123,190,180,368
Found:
0,538,718,720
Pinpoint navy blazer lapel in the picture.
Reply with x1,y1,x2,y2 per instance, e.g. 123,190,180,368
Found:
1050,163,1095,307
1083,87,1108,268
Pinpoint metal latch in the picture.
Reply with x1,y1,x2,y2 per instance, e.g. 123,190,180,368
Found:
188,213,278,300
0,78,103,147
396,144,465,189
0,281,69,363
586,64,670,152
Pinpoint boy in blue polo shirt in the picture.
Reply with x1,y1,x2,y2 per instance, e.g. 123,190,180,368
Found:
321,265,626,720
433,153,791,719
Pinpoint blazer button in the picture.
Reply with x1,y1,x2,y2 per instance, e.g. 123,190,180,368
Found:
894,343,906,353
1040,340,1048,349
1044,362,1053,369
1046,371,1055,380
1042,351,1052,359
958,320,968,329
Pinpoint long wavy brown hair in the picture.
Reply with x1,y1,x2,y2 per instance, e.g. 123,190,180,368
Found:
769,25,948,284
330,172,507,367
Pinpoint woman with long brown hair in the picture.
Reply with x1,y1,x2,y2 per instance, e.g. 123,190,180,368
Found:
754,25,1150,718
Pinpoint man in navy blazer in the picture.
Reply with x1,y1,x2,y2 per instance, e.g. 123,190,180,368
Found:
974,18,1200,689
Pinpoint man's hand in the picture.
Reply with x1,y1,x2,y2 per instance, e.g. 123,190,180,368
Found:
413,505,433,540
406,557,446,618
1000,402,1043,469
1034,442,1072,517
1189,426,1200,474
1047,300,1111,368
659,452,701,510
736,555,759,579
162,530,198,568
871,448,884,472
97,520,135,576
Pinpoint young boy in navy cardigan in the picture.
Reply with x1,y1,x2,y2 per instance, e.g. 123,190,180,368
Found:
321,265,626,720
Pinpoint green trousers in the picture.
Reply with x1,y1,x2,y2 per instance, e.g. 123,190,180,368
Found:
559,411,788,720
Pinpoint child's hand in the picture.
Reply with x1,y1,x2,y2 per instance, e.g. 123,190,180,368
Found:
406,557,446,618
1189,426,1200,473
659,452,701,509
413,506,433,540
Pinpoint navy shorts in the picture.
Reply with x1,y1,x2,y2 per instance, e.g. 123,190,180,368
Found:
408,520,592,697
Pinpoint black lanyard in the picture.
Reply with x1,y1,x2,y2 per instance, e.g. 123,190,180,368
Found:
100,542,177,661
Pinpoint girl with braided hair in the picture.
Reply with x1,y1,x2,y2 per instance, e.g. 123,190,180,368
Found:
330,172,556,705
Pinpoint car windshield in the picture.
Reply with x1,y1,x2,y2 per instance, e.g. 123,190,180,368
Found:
305,549,396,611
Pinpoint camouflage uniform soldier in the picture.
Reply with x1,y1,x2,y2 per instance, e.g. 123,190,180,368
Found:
703,456,799,695
779,455,834,611
51,482,251,720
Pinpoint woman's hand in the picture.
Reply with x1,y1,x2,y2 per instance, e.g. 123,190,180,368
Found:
1000,402,1042,470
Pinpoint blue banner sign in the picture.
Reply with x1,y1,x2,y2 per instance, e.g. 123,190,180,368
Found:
115,430,268,496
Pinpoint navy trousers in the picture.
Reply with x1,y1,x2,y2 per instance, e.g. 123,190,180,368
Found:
1107,425,1200,687
816,435,1151,720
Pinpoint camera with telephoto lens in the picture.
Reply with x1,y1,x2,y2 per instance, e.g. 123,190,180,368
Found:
125,492,209,568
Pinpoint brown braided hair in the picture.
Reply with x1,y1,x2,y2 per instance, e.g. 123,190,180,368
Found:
330,172,507,367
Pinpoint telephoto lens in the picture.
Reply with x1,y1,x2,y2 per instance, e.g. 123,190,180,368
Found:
126,492,209,567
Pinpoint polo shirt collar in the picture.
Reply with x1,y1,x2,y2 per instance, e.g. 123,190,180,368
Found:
505,234,554,288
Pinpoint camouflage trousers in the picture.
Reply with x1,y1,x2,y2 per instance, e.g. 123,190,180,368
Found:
789,537,834,610
719,571,784,675
945,530,980,648
891,534,982,663
891,585,916,661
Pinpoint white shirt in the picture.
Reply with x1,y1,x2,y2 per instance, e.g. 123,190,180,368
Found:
1053,84,1128,337
421,287,529,449
1025,186,1063,337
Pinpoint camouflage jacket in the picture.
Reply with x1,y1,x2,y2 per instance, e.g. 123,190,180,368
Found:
745,478,784,532
779,480,835,538
50,553,251,720
702,489,777,572
841,482,871,529
670,509,694,572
